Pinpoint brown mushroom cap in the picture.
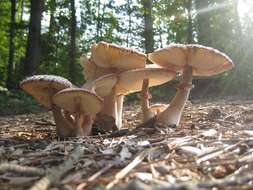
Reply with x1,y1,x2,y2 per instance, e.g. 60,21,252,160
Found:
149,104,168,114
52,88,103,115
82,74,117,97
20,75,73,108
116,67,176,95
80,54,112,80
91,41,146,70
148,44,234,76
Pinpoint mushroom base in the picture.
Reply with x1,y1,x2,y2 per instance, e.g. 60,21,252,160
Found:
52,105,76,138
155,66,193,126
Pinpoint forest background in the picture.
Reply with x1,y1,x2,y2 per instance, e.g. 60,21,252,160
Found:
0,0,252,114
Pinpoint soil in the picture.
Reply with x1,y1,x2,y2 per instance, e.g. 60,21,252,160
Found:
1,101,253,190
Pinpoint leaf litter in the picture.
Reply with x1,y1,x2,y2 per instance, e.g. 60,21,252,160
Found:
1,101,253,189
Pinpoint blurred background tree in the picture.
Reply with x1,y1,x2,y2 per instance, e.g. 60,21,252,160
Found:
0,0,253,101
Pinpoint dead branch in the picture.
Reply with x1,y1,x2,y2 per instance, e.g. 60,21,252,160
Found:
0,163,45,176
29,146,84,190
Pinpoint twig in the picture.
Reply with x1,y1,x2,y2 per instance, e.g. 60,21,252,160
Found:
76,163,114,190
106,148,156,189
0,163,45,176
114,172,253,190
29,146,84,190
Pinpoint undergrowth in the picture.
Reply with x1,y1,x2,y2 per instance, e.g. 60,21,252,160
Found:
0,87,43,115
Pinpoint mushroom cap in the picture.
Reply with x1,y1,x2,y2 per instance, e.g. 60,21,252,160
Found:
53,88,103,115
82,74,117,97
149,104,168,114
91,41,146,70
148,44,234,76
116,67,176,95
20,75,73,108
80,54,112,80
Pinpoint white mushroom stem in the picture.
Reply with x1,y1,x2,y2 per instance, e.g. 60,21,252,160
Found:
100,87,117,122
141,79,155,122
156,65,193,126
116,95,124,129
51,105,75,137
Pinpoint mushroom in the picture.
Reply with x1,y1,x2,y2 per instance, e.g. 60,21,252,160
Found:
91,41,146,70
82,73,117,97
52,88,103,136
80,54,112,82
20,75,76,138
116,66,176,126
141,78,168,122
148,44,234,126
82,73,118,132
81,42,147,129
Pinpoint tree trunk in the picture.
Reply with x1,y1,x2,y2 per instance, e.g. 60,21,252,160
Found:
195,0,211,45
49,0,56,34
126,0,132,47
24,0,43,76
20,0,24,22
141,0,154,53
186,0,193,43
96,0,101,41
69,0,76,82
6,0,16,90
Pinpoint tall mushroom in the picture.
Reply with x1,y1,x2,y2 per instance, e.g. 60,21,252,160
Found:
52,88,103,136
148,44,234,126
20,75,76,138
81,41,147,128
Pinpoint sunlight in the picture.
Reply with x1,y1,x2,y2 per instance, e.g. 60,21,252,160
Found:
238,0,252,17
196,1,233,14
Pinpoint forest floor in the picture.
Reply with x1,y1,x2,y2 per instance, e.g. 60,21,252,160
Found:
1,101,253,190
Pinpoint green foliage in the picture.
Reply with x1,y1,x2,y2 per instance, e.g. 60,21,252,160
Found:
0,0,253,107
0,88,43,115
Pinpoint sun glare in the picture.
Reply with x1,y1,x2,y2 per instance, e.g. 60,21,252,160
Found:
238,0,252,18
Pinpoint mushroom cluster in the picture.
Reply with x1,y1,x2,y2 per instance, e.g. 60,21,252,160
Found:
20,42,233,138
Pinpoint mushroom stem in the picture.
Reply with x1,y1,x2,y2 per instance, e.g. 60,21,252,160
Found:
51,105,75,137
63,110,74,124
156,65,193,126
100,87,117,124
76,114,93,136
116,95,124,129
141,79,155,122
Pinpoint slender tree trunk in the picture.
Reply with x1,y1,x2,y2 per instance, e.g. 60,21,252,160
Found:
141,0,154,53
24,0,43,76
100,2,106,39
44,0,56,71
96,0,101,41
20,0,24,22
186,0,193,43
126,0,132,47
49,0,56,34
69,0,76,82
195,0,211,45
6,0,16,89
158,17,163,48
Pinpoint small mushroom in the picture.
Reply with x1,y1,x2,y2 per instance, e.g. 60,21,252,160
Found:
116,66,176,127
20,75,76,138
52,88,103,136
141,77,168,122
148,44,234,126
